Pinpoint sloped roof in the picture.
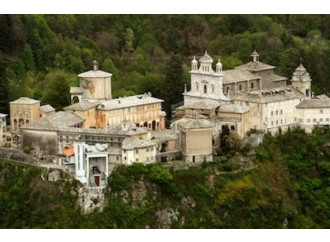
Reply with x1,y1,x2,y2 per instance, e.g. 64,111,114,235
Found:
177,117,213,129
296,99,330,109
177,101,220,110
265,73,287,82
231,87,305,103
10,97,40,105
235,61,275,72
0,113,7,118
64,101,100,111
22,111,85,131
151,129,178,142
40,104,55,113
98,94,164,110
223,69,260,84
315,94,329,100
70,87,83,94
78,70,112,78
122,137,156,150
218,103,250,114
63,146,74,157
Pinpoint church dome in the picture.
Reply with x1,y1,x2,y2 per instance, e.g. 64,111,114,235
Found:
199,51,213,63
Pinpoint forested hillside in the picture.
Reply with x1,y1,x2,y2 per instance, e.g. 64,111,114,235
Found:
0,15,330,115
1,126,329,228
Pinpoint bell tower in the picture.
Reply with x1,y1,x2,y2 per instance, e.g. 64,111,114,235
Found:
291,59,312,99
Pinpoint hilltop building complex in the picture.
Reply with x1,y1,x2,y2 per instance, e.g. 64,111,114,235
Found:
2,51,329,188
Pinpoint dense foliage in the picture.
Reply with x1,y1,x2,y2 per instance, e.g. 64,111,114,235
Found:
1,126,329,228
0,15,330,114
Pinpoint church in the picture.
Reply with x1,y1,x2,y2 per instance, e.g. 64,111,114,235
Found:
174,50,329,139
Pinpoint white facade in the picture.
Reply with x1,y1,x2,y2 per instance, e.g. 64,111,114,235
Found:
74,142,109,188
295,99,330,132
184,51,229,106
122,138,157,165
262,98,302,130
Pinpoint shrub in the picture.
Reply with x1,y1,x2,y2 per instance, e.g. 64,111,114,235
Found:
148,164,173,185
23,146,31,154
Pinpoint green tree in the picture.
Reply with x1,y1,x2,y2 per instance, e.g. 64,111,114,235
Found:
162,54,184,119
42,70,72,110
21,44,35,72
0,54,9,113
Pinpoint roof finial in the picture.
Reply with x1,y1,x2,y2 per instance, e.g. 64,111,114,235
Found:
205,50,208,56
299,57,303,64
92,60,99,71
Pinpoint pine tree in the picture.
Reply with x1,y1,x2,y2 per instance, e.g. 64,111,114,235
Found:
162,54,184,119
21,44,35,72
0,54,9,114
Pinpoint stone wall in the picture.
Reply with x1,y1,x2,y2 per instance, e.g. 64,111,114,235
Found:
0,147,37,164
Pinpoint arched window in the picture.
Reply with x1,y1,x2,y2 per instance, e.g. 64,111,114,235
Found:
226,86,230,93
204,85,207,94
239,84,242,91
72,96,79,104
196,82,199,91
251,82,254,89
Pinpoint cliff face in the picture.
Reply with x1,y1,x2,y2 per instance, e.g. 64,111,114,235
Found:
1,126,330,229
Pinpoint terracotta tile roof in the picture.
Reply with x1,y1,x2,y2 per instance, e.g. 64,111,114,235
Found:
63,146,74,157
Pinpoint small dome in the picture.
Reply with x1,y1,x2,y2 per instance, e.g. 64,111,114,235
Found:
216,59,222,67
191,56,198,64
199,50,213,63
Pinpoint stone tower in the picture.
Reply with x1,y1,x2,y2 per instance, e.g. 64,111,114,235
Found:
291,61,312,99
76,60,113,102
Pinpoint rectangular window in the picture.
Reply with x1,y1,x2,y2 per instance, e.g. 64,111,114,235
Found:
313,118,317,123
320,118,323,122
135,149,138,154
271,121,274,126
326,118,330,122
136,158,138,162
271,111,273,116
307,119,311,123
320,109,323,114
299,118,303,123
276,110,278,115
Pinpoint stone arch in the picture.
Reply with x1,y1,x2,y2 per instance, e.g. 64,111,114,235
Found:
152,120,156,130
